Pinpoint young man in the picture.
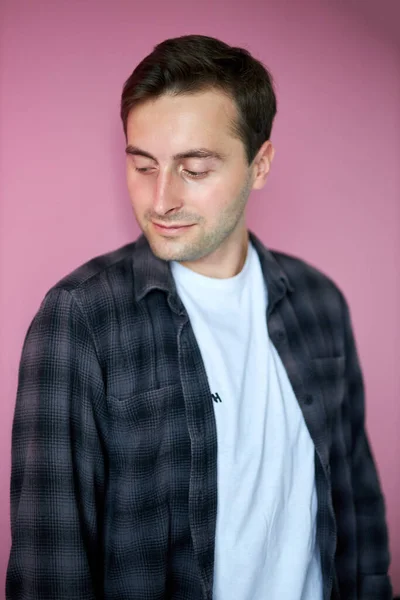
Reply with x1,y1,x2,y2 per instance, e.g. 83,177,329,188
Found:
7,35,391,600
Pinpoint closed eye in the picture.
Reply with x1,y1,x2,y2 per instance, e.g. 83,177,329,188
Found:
134,167,154,173
134,167,209,179
182,169,209,179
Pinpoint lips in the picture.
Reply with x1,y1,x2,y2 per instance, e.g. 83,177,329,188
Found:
153,223,189,229
152,222,194,235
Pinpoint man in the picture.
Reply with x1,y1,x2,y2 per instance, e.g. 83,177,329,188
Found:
7,35,391,600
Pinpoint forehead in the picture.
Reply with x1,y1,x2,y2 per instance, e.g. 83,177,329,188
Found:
125,89,241,154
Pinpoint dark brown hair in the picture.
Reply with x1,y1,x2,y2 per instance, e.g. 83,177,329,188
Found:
120,35,277,164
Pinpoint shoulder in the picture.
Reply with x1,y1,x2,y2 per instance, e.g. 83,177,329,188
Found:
51,240,137,295
267,248,355,359
264,247,351,336
33,241,139,329
251,232,344,302
272,248,346,304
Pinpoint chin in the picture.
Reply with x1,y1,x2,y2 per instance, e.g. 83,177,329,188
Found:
145,236,184,262
143,221,212,263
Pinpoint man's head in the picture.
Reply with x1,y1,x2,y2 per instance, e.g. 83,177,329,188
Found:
121,35,277,273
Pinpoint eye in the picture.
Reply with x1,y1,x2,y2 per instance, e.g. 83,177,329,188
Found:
134,167,154,173
183,169,209,179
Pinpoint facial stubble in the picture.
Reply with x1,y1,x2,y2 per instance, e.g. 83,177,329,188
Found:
139,170,253,264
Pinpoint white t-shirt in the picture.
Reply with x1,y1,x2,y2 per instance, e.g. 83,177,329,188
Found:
171,242,323,600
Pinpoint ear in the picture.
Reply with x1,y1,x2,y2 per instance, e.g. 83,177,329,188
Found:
251,141,275,190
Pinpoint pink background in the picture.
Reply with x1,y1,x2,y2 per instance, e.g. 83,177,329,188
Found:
1,0,399,595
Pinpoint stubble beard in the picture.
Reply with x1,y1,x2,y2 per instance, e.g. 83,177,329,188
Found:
141,174,253,264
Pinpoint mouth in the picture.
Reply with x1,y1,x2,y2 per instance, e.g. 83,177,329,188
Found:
152,222,195,235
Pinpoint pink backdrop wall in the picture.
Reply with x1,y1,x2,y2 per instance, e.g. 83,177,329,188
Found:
1,0,399,595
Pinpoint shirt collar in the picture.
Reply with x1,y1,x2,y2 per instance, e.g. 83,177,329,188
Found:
132,231,294,311
248,231,294,309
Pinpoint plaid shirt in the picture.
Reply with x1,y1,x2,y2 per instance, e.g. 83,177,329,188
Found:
7,232,392,600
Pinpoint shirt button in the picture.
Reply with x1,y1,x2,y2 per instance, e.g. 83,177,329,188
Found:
303,394,314,405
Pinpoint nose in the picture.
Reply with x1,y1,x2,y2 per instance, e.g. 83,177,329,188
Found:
152,167,183,216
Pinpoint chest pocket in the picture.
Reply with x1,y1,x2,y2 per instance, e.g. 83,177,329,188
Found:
106,383,184,472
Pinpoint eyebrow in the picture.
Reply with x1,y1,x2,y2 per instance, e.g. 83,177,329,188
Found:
125,145,226,162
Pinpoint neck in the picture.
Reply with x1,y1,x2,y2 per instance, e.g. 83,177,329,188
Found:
180,228,249,279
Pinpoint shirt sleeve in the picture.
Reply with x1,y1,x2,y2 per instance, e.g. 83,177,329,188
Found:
6,288,106,600
340,293,392,599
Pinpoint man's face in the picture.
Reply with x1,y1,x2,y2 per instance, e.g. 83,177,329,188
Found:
125,89,263,266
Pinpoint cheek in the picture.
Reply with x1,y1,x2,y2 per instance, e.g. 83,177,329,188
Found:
126,173,153,205
198,173,243,210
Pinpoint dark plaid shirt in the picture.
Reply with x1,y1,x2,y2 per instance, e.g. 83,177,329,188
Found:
7,232,392,600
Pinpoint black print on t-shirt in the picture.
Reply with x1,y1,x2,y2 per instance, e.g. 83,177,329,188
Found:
211,392,222,403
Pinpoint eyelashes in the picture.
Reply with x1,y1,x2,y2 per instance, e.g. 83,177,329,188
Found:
182,169,208,179
134,167,209,179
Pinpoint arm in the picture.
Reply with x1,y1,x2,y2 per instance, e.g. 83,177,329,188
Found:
340,293,392,598
6,288,106,600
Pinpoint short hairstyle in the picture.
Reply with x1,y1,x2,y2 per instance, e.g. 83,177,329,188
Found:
120,35,277,164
